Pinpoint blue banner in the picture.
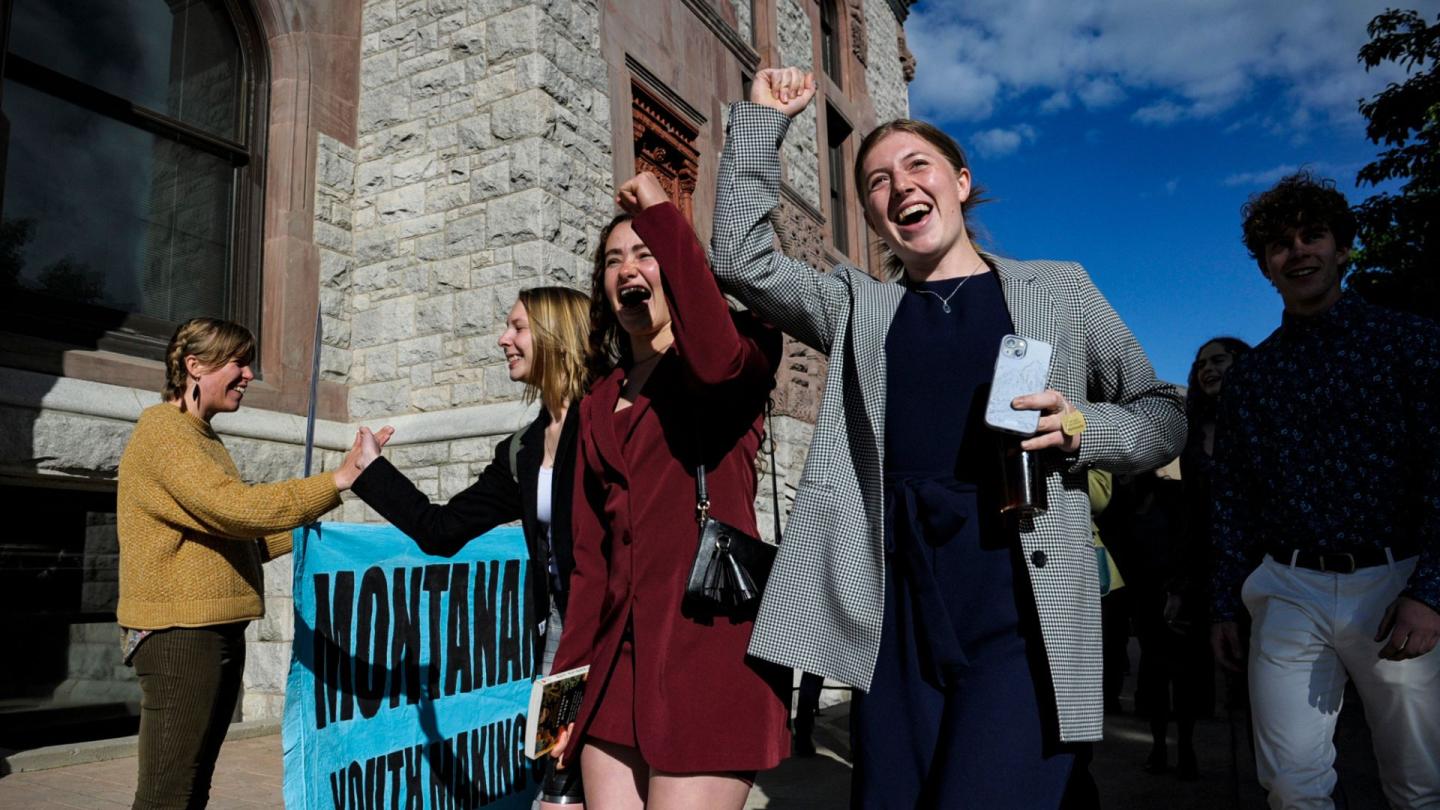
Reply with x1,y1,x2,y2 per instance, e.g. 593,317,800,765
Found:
283,522,540,809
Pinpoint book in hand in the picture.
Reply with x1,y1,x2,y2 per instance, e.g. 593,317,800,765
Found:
525,665,589,759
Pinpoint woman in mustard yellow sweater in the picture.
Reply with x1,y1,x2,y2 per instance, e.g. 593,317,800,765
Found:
117,317,377,810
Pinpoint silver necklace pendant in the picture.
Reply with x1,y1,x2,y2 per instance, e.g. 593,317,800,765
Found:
915,274,971,313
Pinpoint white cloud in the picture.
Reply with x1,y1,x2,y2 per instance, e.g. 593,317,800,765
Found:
906,0,1432,133
1164,178,1179,196
1133,100,1186,126
1078,79,1125,109
1222,160,1365,188
970,124,1038,158
1038,90,1072,113
1222,164,1301,187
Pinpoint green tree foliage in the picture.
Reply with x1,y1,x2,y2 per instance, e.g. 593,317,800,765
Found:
1349,9,1439,316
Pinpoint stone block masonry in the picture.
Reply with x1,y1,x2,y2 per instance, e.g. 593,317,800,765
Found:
343,0,614,423
776,0,821,212
863,0,910,124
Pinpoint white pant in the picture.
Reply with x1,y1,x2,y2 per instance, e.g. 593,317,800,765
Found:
1242,555,1440,810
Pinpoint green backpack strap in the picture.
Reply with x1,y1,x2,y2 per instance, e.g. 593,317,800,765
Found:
505,425,526,486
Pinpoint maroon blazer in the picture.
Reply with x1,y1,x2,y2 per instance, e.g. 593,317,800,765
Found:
552,202,789,772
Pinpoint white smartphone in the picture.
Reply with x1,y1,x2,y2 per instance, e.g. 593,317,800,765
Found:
984,334,1054,436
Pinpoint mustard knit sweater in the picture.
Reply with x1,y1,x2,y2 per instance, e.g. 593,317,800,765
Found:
116,403,341,630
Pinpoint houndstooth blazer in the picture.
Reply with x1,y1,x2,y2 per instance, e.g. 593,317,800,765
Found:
712,103,1187,743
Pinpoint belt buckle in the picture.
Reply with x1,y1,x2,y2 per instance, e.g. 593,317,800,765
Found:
1320,553,1356,574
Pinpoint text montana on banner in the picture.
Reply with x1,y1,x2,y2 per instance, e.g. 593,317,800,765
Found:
283,522,541,810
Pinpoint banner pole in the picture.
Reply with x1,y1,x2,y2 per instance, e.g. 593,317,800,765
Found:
303,306,323,477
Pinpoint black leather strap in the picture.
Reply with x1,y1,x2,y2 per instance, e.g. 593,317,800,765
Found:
1267,546,1412,574
694,398,780,542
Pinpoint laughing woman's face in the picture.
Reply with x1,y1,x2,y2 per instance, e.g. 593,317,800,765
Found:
602,220,671,339
860,130,972,275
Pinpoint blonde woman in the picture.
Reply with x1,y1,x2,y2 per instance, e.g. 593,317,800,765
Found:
118,317,371,809
351,285,593,806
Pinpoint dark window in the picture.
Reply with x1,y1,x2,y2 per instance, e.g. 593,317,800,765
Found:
0,0,264,359
820,0,842,88
827,105,852,254
0,483,139,751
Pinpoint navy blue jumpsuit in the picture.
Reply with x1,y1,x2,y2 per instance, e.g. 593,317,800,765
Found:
849,271,1083,808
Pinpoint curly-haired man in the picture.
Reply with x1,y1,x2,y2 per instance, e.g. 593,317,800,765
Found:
1210,171,1440,809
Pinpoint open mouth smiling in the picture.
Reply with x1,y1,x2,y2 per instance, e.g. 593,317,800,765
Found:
895,202,932,228
617,285,652,308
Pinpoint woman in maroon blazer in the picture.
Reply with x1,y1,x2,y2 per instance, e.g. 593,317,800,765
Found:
551,172,790,808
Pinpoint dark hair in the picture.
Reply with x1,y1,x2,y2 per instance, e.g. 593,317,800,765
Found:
1185,336,1251,430
1240,171,1355,272
852,118,989,279
163,318,256,412
585,213,634,382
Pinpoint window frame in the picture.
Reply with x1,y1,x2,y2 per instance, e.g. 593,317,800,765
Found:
820,0,843,89
825,103,852,256
0,0,267,364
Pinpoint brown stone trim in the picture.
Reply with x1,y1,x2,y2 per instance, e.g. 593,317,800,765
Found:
781,182,825,227
846,0,868,66
631,82,702,222
677,0,761,73
626,55,708,130
245,0,360,420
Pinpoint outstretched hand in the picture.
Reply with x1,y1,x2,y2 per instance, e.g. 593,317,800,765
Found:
751,66,816,118
332,425,395,491
616,172,669,216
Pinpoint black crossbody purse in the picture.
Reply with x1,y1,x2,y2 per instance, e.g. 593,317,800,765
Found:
682,402,782,614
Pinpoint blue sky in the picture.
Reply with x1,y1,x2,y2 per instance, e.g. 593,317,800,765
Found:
906,0,1438,385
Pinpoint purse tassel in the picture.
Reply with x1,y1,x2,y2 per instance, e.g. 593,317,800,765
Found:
702,535,758,606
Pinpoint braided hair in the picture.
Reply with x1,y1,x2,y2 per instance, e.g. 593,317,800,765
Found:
163,318,256,411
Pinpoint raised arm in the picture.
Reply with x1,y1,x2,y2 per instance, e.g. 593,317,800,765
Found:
711,69,849,354
619,178,779,389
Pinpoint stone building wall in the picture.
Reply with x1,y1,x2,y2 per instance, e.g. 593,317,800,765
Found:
864,0,909,123
775,0,821,212
729,0,753,45
342,0,613,426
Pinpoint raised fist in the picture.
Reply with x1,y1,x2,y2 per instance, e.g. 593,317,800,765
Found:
615,172,669,215
751,67,816,118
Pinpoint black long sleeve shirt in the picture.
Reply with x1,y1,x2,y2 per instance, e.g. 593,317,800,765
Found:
1211,293,1440,620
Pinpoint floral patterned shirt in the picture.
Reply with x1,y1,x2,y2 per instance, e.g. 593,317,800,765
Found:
1211,293,1440,620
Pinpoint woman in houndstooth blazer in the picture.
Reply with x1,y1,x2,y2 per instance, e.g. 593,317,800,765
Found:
711,68,1187,807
